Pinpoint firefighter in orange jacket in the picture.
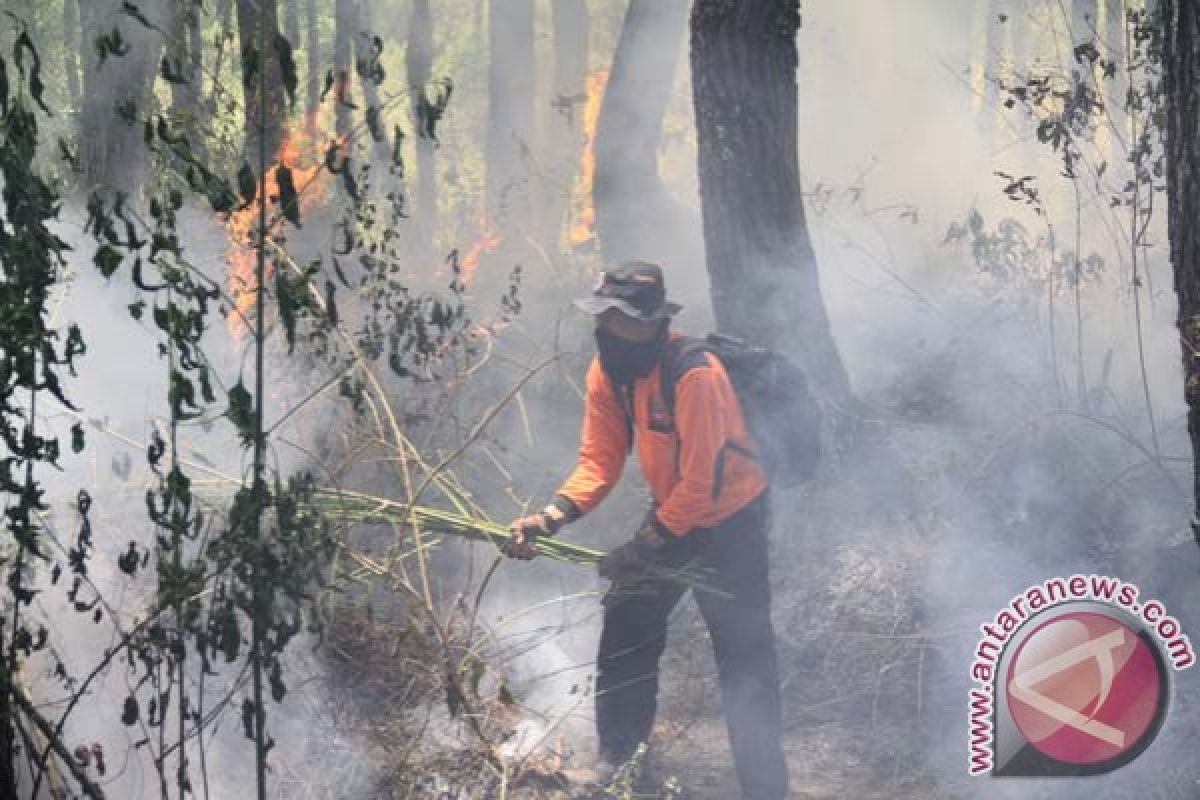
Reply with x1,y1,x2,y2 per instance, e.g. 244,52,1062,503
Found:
502,262,789,800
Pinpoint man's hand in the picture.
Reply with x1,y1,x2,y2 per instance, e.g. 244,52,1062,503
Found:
597,515,673,582
501,503,570,560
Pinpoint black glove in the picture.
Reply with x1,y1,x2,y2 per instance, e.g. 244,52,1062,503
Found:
598,514,673,582
501,496,577,560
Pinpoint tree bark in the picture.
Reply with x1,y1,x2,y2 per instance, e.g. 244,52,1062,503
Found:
78,0,163,193
690,0,851,405
1161,0,1200,542
593,0,690,264
237,0,287,159
485,0,535,229
407,0,437,257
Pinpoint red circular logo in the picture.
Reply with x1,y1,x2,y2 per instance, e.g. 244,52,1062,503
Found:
1005,611,1163,765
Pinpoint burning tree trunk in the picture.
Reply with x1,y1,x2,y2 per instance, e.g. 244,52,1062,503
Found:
690,0,852,405
237,0,287,159
1162,0,1200,543
485,0,535,230
593,0,690,263
77,0,162,192
544,0,588,249
407,0,437,258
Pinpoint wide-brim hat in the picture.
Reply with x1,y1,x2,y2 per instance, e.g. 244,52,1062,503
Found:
573,261,683,321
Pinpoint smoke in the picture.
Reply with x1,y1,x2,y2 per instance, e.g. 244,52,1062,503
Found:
16,0,1200,797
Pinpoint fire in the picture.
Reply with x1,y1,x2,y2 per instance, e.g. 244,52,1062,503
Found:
568,69,609,248
226,122,331,339
459,214,502,285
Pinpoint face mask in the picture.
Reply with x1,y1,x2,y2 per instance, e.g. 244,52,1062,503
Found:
594,323,668,386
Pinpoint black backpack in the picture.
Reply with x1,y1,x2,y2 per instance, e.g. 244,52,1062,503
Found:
612,333,822,488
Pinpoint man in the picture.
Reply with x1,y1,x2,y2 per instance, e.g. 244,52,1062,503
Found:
502,262,790,800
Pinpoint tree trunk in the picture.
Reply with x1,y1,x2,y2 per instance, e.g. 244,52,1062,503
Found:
78,0,163,193
237,0,287,159
544,0,587,249
63,0,81,112
690,0,852,405
407,0,437,257
593,0,690,264
1162,0,1200,542
485,0,535,229
334,0,356,148
306,0,320,125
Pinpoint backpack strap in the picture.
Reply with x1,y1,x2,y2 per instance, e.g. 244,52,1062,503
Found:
606,372,636,454
660,337,712,415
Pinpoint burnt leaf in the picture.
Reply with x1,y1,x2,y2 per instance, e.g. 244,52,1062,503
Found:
274,34,298,109
225,380,256,447
160,55,188,84
14,32,48,112
237,162,257,206
241,43,259,91
276,164,300,226
94,244,123,277
121,696,139,726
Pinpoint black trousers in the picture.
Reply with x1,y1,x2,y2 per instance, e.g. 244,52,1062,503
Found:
594,494,789,800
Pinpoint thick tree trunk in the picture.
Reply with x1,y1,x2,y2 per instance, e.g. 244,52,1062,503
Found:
544,0,587,249
690,0,851,405
63,0,81,112
1162,0,1200,542
237,0,287,159
78,0,163,193
593,0,690,264
485,0,535,229
306,0,320,125
407,0,437,257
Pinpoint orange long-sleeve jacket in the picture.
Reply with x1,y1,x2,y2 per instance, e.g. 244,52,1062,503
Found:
555,336,767,536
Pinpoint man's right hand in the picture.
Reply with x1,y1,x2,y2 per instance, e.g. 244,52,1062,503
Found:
501,505,568,560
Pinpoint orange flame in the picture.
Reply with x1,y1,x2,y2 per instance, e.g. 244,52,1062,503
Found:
459,215,502,285
226,122,331,339
569,69,610,248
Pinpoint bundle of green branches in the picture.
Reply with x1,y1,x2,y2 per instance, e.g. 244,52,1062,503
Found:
307,488,604,565
308,488,723,593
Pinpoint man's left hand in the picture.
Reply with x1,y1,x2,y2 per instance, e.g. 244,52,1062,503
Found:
598,515,673,582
